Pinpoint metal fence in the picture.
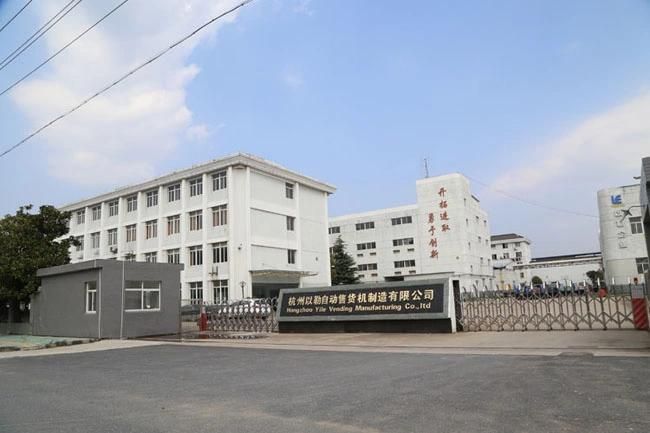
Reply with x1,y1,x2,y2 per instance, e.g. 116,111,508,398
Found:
181,298,279,333
457,285,648,332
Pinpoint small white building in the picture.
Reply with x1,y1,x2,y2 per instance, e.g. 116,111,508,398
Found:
490,233,532,289
329,173,494,291
514,252,602,287
61,153,335,303
597,184,649,284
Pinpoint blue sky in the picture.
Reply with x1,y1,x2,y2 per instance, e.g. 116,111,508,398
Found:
1,0,649,256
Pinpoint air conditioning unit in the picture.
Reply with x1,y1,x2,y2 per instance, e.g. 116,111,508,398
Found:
109,247,118,254
208,265,219,277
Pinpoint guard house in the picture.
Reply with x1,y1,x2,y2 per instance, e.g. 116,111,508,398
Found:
32,260,183,339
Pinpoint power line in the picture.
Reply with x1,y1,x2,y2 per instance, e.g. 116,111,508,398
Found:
0,0,79,69
0,0,33,34
465,174,599,219
1,0,129,97
0,0,254,159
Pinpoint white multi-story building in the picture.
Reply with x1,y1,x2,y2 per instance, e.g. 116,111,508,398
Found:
328,174,494,290
490,233,532,289
62,153,335,303
597,184,649,284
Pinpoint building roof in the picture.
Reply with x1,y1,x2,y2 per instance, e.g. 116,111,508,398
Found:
329,204,419,223
37,259,184,277
490,233,528,242
529,252,601,264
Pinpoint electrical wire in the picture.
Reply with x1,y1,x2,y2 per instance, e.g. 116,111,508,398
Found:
0,0,33,34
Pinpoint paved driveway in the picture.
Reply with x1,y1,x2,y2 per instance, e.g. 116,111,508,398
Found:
0,345,648,433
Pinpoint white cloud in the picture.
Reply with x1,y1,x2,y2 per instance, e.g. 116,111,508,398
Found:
282,68,304,90
293,0,315,16
10,0,244,187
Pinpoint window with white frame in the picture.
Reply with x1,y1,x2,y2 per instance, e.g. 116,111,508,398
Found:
189,177,203,197
167,214,180,235
630,217,644,234
124,280,160,311
394,260,416,268
107,229,117,246
146,190,158,208
357,263,378,271
126,224,136,243
145,220,158,239
357,242,376,250
391,216,412,225
168,183,181,202
328,226,340,234
189,245,203,266
212,171,227,191
286,216,295,231
108,200,119,217
167,248,180,264
91,205,101,221
213,280,228,304
126,195,138,212
392,237,414,247
355,221,374,230
285,182,294,199
189,281,203,305
90,232,100,249
212,242,228,263
85,281,97,313
287,249,296,264
636,257,649,274
76,210,85,225
75,235,84,252
189,210,203,231
212,204,227,226
144,252,157,263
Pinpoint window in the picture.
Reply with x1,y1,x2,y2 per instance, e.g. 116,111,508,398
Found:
75,236,84,252
212,171,227,191
189,177,203,197
355,221,374,231
503,252,510,259
213,280,228,304
144,252,157,263
356,242,376,250
393,237,414,247
212,242,228,263
167,215,180,235
394,260,416,268
189,281,203,305
391,216,413,225
91,205,101,221
124,280,160,311
630,217,643,234
189,210,203,231
189,245,203,266
145,220,158,239
167,248,180,264
520,272,525,279
288,249,296,264
126,224,137,243
286,216,295,231
492,254,497,260
515,251,522,263
126,195,138,212
107,229,117,246
85,281,97,313
636,257,649,274
329,226,340,234
108,200,119,217
514,242,521,247
357,263,378,271
285,182,294,199
91,232,100,249
76,210,85,225
146,190,158,208
212,204,227,226
502,243,508,249
168,183,181,202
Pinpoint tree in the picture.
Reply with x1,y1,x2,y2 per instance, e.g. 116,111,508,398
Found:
330,236,359,285
531,276,543,285
586,269,604,287
0,205,77,321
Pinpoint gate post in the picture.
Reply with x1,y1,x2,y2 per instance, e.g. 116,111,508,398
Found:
632,285,649,330
453,280,463,332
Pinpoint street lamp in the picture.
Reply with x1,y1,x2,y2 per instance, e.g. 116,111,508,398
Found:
239,281,246,299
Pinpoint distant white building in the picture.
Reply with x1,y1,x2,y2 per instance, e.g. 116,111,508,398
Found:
490,233,532,289
328,174,494,290
62,153,335,303
597,184,649,284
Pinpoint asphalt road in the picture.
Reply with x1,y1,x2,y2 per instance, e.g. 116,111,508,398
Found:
0,345,648,433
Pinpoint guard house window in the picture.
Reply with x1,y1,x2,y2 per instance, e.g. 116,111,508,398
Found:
167,248,180,264
630,217,644,234
168,183,181,202
391,216,412,225
394,260,416,268
286,216,295,231
357,263,378,271
189,210,203,231
126,224,137,243
108,200,119,217
355,221,375,231
213,280,228,304
126,195,138,212
144,252,157,263
636,257,649,274
189,177,203,197
212,205,227,227
91,205,101,221
145,220,157,239
189,282,203,305
107,229,117,246
189,245,203,266
212,242,228,263
393,237,414,247
328,226,340,234
167,215,180,235
285,182,294,199
146,190,158,208
76,210,85,225
212,171,227,191
85,281,97,313
90,232,100,249
357,242,376,250
124,280,161,311
75,236,84,251
287,249,296,264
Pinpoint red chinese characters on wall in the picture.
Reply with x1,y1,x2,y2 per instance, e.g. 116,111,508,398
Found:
429,186,450,259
